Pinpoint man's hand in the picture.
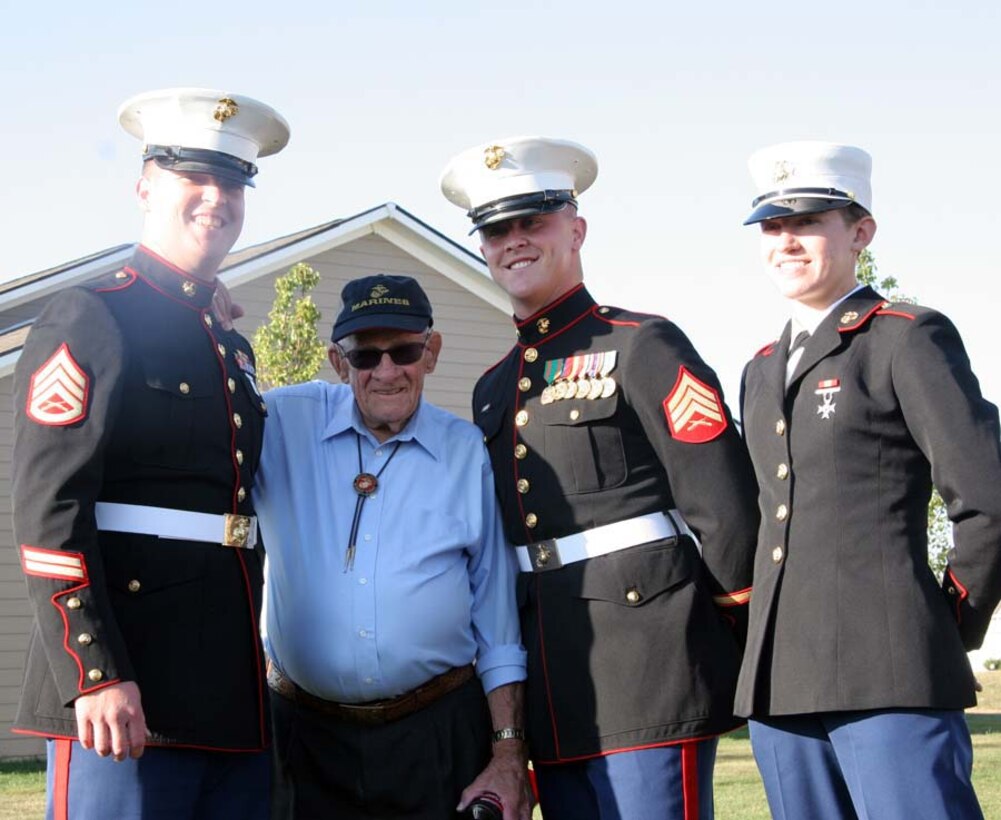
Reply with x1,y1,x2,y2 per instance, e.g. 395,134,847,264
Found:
457,740,532,820
74,681,148,761
211,279,245,331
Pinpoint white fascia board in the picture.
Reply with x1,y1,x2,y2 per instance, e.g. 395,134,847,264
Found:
0,247,134,314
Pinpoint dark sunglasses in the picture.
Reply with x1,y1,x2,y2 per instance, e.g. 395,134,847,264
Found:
340,339,429,370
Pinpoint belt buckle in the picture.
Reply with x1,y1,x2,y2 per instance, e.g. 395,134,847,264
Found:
223,514,256,548
529,538,562,572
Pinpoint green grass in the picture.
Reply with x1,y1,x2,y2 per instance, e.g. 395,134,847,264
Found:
6,673,1001,819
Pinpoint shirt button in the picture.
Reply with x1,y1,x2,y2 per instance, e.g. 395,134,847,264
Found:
217,343,227,357
517,478,530,494
237,487,246,502
514,444,528,460
776,463,789,480
775,419,786,436
233,413,243,428
127,580,141,593
772,546,784,564
203,314,213,328
515,410,529,427
518,377,532,392
87,669,104,683
364,534,372,542
359,577,368,585
236,449,244,466
66,597,82,610
228,378,236,393
179,382,190,394
525,513,538,528
524,348,539,363
776,504,789,521
77,633,94,646
375,450,383,457
364,677,374,684
358,629,368,638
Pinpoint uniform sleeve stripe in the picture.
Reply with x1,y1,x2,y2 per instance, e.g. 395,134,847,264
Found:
20,546,89,582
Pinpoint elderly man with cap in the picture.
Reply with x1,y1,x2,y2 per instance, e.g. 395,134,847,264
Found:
253,273,529,820
736,141,1001,819
11,87,288,819
440,137,760,820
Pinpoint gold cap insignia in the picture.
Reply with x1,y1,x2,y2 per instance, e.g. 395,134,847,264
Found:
772,160,794,184
484,145,506,170
213,98,239,122
370,284,390,298
537,317,550,335
840,310,859,324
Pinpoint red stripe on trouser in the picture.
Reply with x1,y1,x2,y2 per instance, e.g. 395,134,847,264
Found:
681,740,699,820
53,738,72,820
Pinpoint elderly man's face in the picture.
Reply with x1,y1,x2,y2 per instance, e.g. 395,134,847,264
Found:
331,328,442,441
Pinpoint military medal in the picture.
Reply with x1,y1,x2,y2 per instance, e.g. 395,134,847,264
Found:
563,354,585,400
345,436,402,571
542,358,562,405
814,378,841,420
598,351,618,398
586,352,604,400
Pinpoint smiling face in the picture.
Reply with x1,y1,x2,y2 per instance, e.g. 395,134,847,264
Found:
758,208,877,309
478,207,587,318
136,162,246,281
331,328,441,442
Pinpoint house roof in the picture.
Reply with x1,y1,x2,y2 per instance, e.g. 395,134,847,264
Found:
0,202,504,377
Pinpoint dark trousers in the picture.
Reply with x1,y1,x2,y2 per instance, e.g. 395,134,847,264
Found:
271,676,492,820
45,739,270,820
750,709,983,820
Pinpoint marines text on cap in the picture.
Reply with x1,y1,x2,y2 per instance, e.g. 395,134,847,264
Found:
118,87,290,187
440,136,598,232
331,275,434,342
744,141,872,225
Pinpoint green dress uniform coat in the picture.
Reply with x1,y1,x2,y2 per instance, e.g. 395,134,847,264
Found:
473,285,759,763
736,286,1001,718
12,246,269,750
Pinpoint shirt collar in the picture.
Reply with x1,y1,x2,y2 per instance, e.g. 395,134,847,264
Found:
514,284,596,347
323,392,440,460
128,245,217,310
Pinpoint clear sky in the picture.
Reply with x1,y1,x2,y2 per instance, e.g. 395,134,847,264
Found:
2,0,998,408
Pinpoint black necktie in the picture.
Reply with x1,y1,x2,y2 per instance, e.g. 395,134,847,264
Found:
791,329,810,353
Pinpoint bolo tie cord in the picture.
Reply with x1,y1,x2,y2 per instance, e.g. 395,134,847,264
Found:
345,433,402,572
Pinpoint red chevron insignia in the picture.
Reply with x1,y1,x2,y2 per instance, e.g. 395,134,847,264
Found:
26,343,89,426
663,366,728,443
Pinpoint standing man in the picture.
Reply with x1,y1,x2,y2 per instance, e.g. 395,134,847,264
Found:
12,88,288,819
440,137,760,820
254,274,530,820
736,141,1001,819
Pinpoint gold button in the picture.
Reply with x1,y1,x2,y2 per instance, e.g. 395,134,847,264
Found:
515,410,529,427
525,513,538,528
115,270,128,280
66,597,82,610
569,409,580,421
203,314,213,327
87,669,104,683
236,449,244,466
128,579,141,593
217,343,227,357
182,280,196,297
233,413,243,429
237,487,246,502
179,382,190,395
228,378,236,393
772,546,784,564
524,347,539,363
518,377,532,392
775,419,786,436
625,588,642,604
77,633,94,646
517,478,530,494
947,586,957,596
514,444,528,460
776,463,789,480
776,504,789,521
598,306,610,314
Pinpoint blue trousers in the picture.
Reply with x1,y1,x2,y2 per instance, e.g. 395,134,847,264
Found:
749,709,983,820
45,739,270,820
533,738,718,820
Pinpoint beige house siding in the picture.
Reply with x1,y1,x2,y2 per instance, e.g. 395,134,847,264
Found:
0,211,513,759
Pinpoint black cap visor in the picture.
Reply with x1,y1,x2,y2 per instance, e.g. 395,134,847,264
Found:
469,191,576,234
145,145,259,187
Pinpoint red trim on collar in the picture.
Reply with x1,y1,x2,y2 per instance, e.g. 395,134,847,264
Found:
518,308,592,348
837,301,883,333
138,244,204,281
515,284,586,330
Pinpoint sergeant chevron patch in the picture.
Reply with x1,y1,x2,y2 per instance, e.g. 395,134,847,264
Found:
20,545,88,582
26,344,89,426
663,366,728,443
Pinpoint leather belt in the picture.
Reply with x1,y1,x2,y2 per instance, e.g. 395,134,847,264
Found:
515,509,696,573
267,662,476,725
95,502,258,549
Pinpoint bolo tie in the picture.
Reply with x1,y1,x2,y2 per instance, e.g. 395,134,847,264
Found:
345,433,402,572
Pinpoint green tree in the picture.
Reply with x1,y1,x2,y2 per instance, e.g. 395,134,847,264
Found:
856,249,950,576
252,262,326,389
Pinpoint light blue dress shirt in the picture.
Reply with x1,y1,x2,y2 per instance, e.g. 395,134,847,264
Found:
254,381,526,703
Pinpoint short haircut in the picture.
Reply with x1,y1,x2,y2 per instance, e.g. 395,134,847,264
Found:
840,202,872,226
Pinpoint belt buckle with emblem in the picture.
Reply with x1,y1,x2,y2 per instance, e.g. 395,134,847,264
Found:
223,514,256,548
530,538,563,572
